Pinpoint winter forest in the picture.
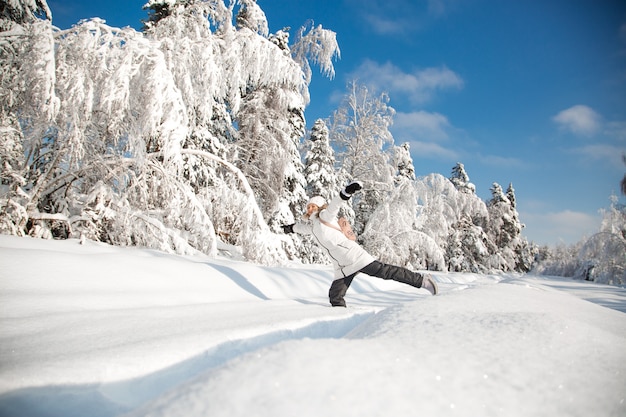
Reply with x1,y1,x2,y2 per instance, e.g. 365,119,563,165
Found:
1,0,624,285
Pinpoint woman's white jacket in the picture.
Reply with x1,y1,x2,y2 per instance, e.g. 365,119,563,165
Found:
293,195,374,279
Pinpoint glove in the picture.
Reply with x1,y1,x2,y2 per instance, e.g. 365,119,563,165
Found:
340,181,362,200
281,224,295,234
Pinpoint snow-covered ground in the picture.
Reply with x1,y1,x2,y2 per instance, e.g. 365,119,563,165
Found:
0,235,625,417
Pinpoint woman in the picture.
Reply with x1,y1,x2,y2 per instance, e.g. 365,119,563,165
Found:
282,181,438,307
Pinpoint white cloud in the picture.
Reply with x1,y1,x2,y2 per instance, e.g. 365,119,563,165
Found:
407,140,460,160
351,60,463,104
552,105,602,137
521,209,601,245
362,13,410,35
390,110,464,162
390,111,462,160
352,0,458,34
392,110,452,141
570,144,626,170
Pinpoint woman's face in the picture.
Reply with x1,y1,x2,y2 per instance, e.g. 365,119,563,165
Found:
306,203,320,217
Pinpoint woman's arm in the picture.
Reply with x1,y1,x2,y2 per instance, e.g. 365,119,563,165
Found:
292,222,313,235
319,181,362,224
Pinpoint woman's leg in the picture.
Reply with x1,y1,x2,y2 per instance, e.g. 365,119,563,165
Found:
359,260,424,288
328,274,356,307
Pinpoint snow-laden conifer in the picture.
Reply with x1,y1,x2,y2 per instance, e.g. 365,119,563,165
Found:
303,119,338,200
449,162,475,193
393,143,416,181
486,182,532,271
446,215,495,273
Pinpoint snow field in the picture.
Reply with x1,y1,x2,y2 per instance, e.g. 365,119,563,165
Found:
0,235,625,417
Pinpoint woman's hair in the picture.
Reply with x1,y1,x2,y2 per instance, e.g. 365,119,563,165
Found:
303,203,329,220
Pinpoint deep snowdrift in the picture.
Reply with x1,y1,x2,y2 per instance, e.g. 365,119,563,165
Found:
0,235,624,417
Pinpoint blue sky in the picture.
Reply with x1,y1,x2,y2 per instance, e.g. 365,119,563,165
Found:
48,0,626,245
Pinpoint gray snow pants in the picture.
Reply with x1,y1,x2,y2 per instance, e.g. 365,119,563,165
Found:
328,260,425,307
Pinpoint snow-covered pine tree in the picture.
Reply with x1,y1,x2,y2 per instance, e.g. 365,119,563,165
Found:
506,182,533,271
445,215,494,273
393,142,416,182
290,119,338,264
329,81,396,234
486,182,530,271
303,119,338,200
235,0,268,36
0,0,51,30
449,162,476,193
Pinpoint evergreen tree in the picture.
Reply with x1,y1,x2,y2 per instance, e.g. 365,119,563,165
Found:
486,182,531,271
303,119,338,200
141,1,173,30
235,0,268,36
506,182,517,208
393,142,416,181
446,215,494,273
449,162,475,194
0,0,51,30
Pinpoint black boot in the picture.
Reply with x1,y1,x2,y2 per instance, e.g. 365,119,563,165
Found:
328,275,355,307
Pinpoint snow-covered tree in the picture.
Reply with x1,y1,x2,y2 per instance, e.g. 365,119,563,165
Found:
532,242,582,278
449,162,475,194
0,0,340,266
235,0,268,36
579,195,626,284
362,179,445,271
533,195,625,285
1,0,58,236
577,231,625,285
329,81,396,234
0,0,51,30
414,173,488,249
486,182,531,271
139,0,338,261
600,194,626,240
446,215,495,273
303,119,338,200
290,21,340,103
393,142,416,181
